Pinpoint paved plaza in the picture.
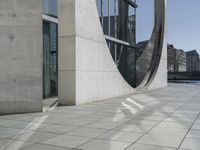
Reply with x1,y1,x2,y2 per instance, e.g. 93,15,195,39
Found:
0,83,200,150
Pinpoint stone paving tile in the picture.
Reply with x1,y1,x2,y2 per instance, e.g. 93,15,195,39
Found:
36,124,78,134
0,83,200,150
98,116,131,123
114,123,153,133
87,121,122,130
42,135,91,148
194,119,200,124
0,127,25,139
148,127,188,136
127,119,160,126
156,121,192,129
0,114,40,122
169,113,198,119
137,134,184,148
78,139,131,150
164,117,195,123
13,130,58,143
180,137,200,150
98,130,143,143
0,138,33,150
186,129,200,139
191,123,200,129
20,143,72,150
66,127,107,138
0,119,48,130
126,143,177,150
56,118,95,126
135,115,166,121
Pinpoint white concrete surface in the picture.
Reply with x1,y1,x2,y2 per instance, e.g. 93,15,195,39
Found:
58,0,134,105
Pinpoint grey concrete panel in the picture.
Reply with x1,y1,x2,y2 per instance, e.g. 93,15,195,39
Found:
0,0,43,114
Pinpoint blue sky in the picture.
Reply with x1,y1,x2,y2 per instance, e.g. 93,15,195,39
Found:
136,0,200,53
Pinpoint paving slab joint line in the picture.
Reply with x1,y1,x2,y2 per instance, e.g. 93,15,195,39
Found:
73,98,182,149
177,112,200,149
123,96,198,150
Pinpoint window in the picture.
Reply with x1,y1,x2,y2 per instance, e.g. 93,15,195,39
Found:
96,0,136,44
43,0,58,17
96,0,137,87
43,21,58,98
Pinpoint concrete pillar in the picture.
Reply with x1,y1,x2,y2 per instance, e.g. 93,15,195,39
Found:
58,0,76,105
0,0,43,114
58,0,134,105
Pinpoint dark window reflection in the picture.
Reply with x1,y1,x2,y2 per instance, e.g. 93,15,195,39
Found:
107,40,136,87
43,21,58,98
96,0,136,45
102,0,109,35
96,0,137,87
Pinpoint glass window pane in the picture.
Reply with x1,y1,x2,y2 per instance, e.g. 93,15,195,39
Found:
43,21,58,98
102,0,109,35
109,0,115,37
43,0,58,17
127,5,136,45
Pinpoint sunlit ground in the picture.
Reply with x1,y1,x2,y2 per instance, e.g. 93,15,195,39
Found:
0,83,200,150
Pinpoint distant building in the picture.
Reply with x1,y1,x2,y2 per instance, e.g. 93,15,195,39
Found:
176,49,187,72
167,44,186,72
167,44,176,72
186,50,200,71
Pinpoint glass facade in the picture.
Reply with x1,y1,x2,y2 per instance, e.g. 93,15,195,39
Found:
43,21,58,98
43,0,58,98
96,0,137,87
43,0,58,17
96,0,136,43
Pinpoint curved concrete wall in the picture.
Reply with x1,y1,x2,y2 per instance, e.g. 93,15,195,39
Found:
58,0,167,105
58,0,134,105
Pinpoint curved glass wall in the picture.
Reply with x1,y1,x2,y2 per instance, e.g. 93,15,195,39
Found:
96,0,158,88
43,0,58,17
96,0,137,87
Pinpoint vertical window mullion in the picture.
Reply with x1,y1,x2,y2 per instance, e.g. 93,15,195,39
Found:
106,0,110,48
101,0,103,26
108,0,110,36
114,0,117,39
114,0,117,64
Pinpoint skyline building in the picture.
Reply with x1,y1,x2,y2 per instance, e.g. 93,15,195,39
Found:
167,44,186,72
186,50,200,72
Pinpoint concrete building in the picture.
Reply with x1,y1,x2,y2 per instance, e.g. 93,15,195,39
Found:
186,50,200,72
177,49,187,72
167,44,176,72
167,44,186,72
0,0,167,115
